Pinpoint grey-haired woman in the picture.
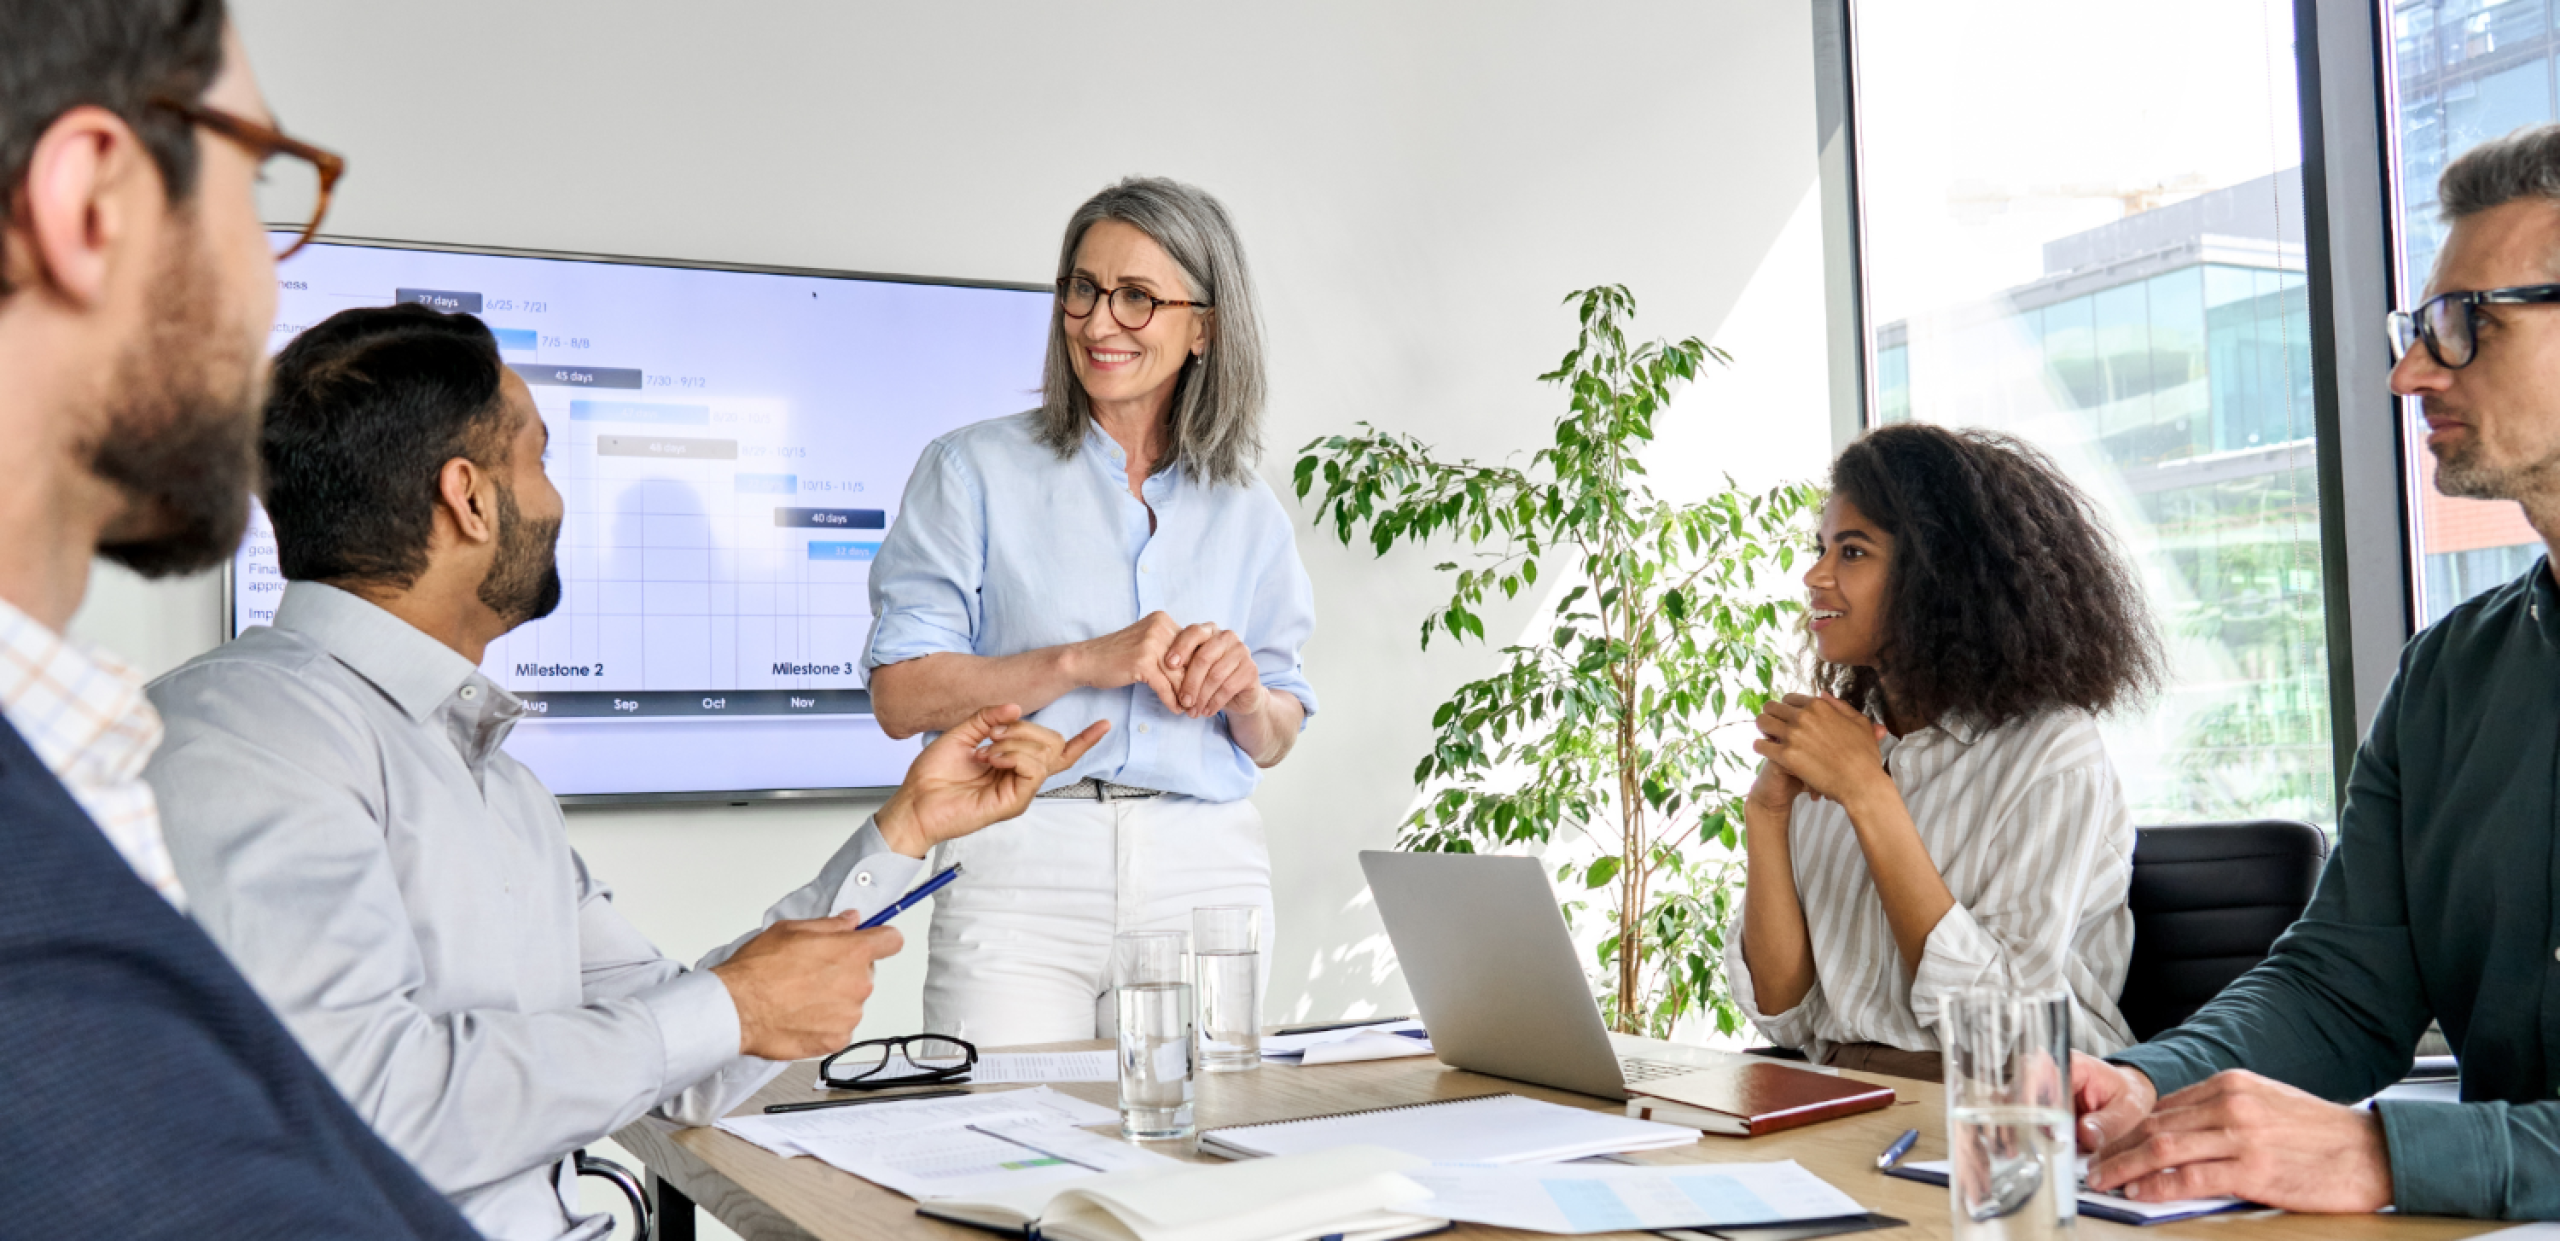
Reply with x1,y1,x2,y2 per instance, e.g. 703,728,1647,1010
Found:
861,176,1316,1045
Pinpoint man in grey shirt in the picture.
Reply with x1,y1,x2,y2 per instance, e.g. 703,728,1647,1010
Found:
146,304,1106,1241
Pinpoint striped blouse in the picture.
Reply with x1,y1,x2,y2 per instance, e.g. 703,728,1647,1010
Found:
1722,707,2137,1061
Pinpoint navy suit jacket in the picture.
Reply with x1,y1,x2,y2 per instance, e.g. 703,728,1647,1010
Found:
0,718,478,1237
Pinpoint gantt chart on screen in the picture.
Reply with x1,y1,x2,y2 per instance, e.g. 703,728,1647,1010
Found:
233,241,1050,796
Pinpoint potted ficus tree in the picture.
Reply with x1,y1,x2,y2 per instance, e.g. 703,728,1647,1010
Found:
1295,285,1816,1037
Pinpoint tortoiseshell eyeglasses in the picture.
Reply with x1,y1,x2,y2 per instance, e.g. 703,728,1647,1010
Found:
149,96,345,262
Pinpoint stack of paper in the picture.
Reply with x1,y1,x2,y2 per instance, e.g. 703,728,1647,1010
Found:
1261,1020,1435,1065
1405,1161,1868,1234
717,1086,1178,1200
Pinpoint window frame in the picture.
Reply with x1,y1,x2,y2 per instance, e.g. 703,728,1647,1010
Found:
1805,0,2414,811
2298,0,2414,792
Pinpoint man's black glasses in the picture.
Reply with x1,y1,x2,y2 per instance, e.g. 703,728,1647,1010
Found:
818,1034,977,1091
2389,283,2560,370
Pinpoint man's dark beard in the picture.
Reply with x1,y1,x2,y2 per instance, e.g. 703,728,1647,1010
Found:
91,224,263,579
2433,412,2560,504
478,480,563,629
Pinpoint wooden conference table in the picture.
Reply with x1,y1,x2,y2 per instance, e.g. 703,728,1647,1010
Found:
614,1036,2501,1241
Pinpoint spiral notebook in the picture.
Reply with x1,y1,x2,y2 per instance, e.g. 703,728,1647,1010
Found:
1200,1092,1699,1163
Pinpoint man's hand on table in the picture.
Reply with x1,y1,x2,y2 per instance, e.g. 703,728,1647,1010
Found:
2075,1054,2392,1213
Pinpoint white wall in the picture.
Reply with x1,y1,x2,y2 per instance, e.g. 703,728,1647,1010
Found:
74,1,1829,1050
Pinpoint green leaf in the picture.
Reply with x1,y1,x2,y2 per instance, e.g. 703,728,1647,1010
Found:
1586,855,1622,888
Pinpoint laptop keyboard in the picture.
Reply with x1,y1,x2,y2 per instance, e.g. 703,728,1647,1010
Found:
1619,1056,1694,1083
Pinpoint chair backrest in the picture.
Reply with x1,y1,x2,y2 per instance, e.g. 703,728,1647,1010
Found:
2121,820,2328,1042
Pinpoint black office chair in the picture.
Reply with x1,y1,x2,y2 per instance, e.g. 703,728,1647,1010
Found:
2120,819,2328,1042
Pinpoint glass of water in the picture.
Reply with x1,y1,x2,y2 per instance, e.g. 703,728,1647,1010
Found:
1112,929,1194,1140
1193,905,1262,1073
1944,987,2075,1240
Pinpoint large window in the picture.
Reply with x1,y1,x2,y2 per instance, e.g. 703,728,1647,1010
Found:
2390,0,2554,624
1846,0,2336,824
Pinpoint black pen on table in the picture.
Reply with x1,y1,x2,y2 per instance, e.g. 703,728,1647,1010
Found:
765,1088,971,1115
1272,1015,1412,1037
1876,1127,1919,1170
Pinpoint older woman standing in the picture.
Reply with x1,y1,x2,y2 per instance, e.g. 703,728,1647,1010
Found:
863,177,1314,1045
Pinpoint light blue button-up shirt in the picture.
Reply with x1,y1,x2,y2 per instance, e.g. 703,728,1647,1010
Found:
863,411,1317,802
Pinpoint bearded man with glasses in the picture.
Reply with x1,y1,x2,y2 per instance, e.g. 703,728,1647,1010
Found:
0,0,477,1234
2068,121,2560,1222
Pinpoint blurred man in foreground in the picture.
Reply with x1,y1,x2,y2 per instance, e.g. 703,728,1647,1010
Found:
0,1,477,1233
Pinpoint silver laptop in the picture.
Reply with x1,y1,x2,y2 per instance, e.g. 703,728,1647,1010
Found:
1361,850,1746,1100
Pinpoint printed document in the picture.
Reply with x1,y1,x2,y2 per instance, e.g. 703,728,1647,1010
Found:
715,1087,1171,1200
718,1085,1116,1157
1405,1161,1866,1234
796,1113,1176,1200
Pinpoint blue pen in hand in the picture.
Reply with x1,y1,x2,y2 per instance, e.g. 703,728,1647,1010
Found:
859,863,964,929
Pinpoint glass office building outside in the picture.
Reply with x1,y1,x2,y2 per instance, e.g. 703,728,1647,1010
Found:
1873,172,2333,825
2391,0,2554,623
1844,0,2560,826
1848,0,2333,827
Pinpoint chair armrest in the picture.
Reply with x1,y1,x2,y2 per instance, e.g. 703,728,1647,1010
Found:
575,1150,653,1241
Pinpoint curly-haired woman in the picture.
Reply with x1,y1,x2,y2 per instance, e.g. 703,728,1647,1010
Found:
1725,423,2162,1081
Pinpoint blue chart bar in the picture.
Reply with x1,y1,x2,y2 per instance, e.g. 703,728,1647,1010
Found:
569,400,710,425
736,474,798,494
809,541,882,561
491,328,538,355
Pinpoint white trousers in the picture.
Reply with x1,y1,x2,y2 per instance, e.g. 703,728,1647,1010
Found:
921,796,1274,1047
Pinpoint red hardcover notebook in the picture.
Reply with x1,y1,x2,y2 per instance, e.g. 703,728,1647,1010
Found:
1624,1062,1896,1137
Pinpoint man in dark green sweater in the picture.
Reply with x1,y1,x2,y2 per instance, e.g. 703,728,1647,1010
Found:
2074,123,2560,1221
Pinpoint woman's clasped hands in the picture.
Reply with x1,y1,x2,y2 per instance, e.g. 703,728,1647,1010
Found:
1071,611,1267,720
1752,692,1893,807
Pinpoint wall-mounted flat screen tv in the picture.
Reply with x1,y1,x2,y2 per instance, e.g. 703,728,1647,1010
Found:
228,235,1051,803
